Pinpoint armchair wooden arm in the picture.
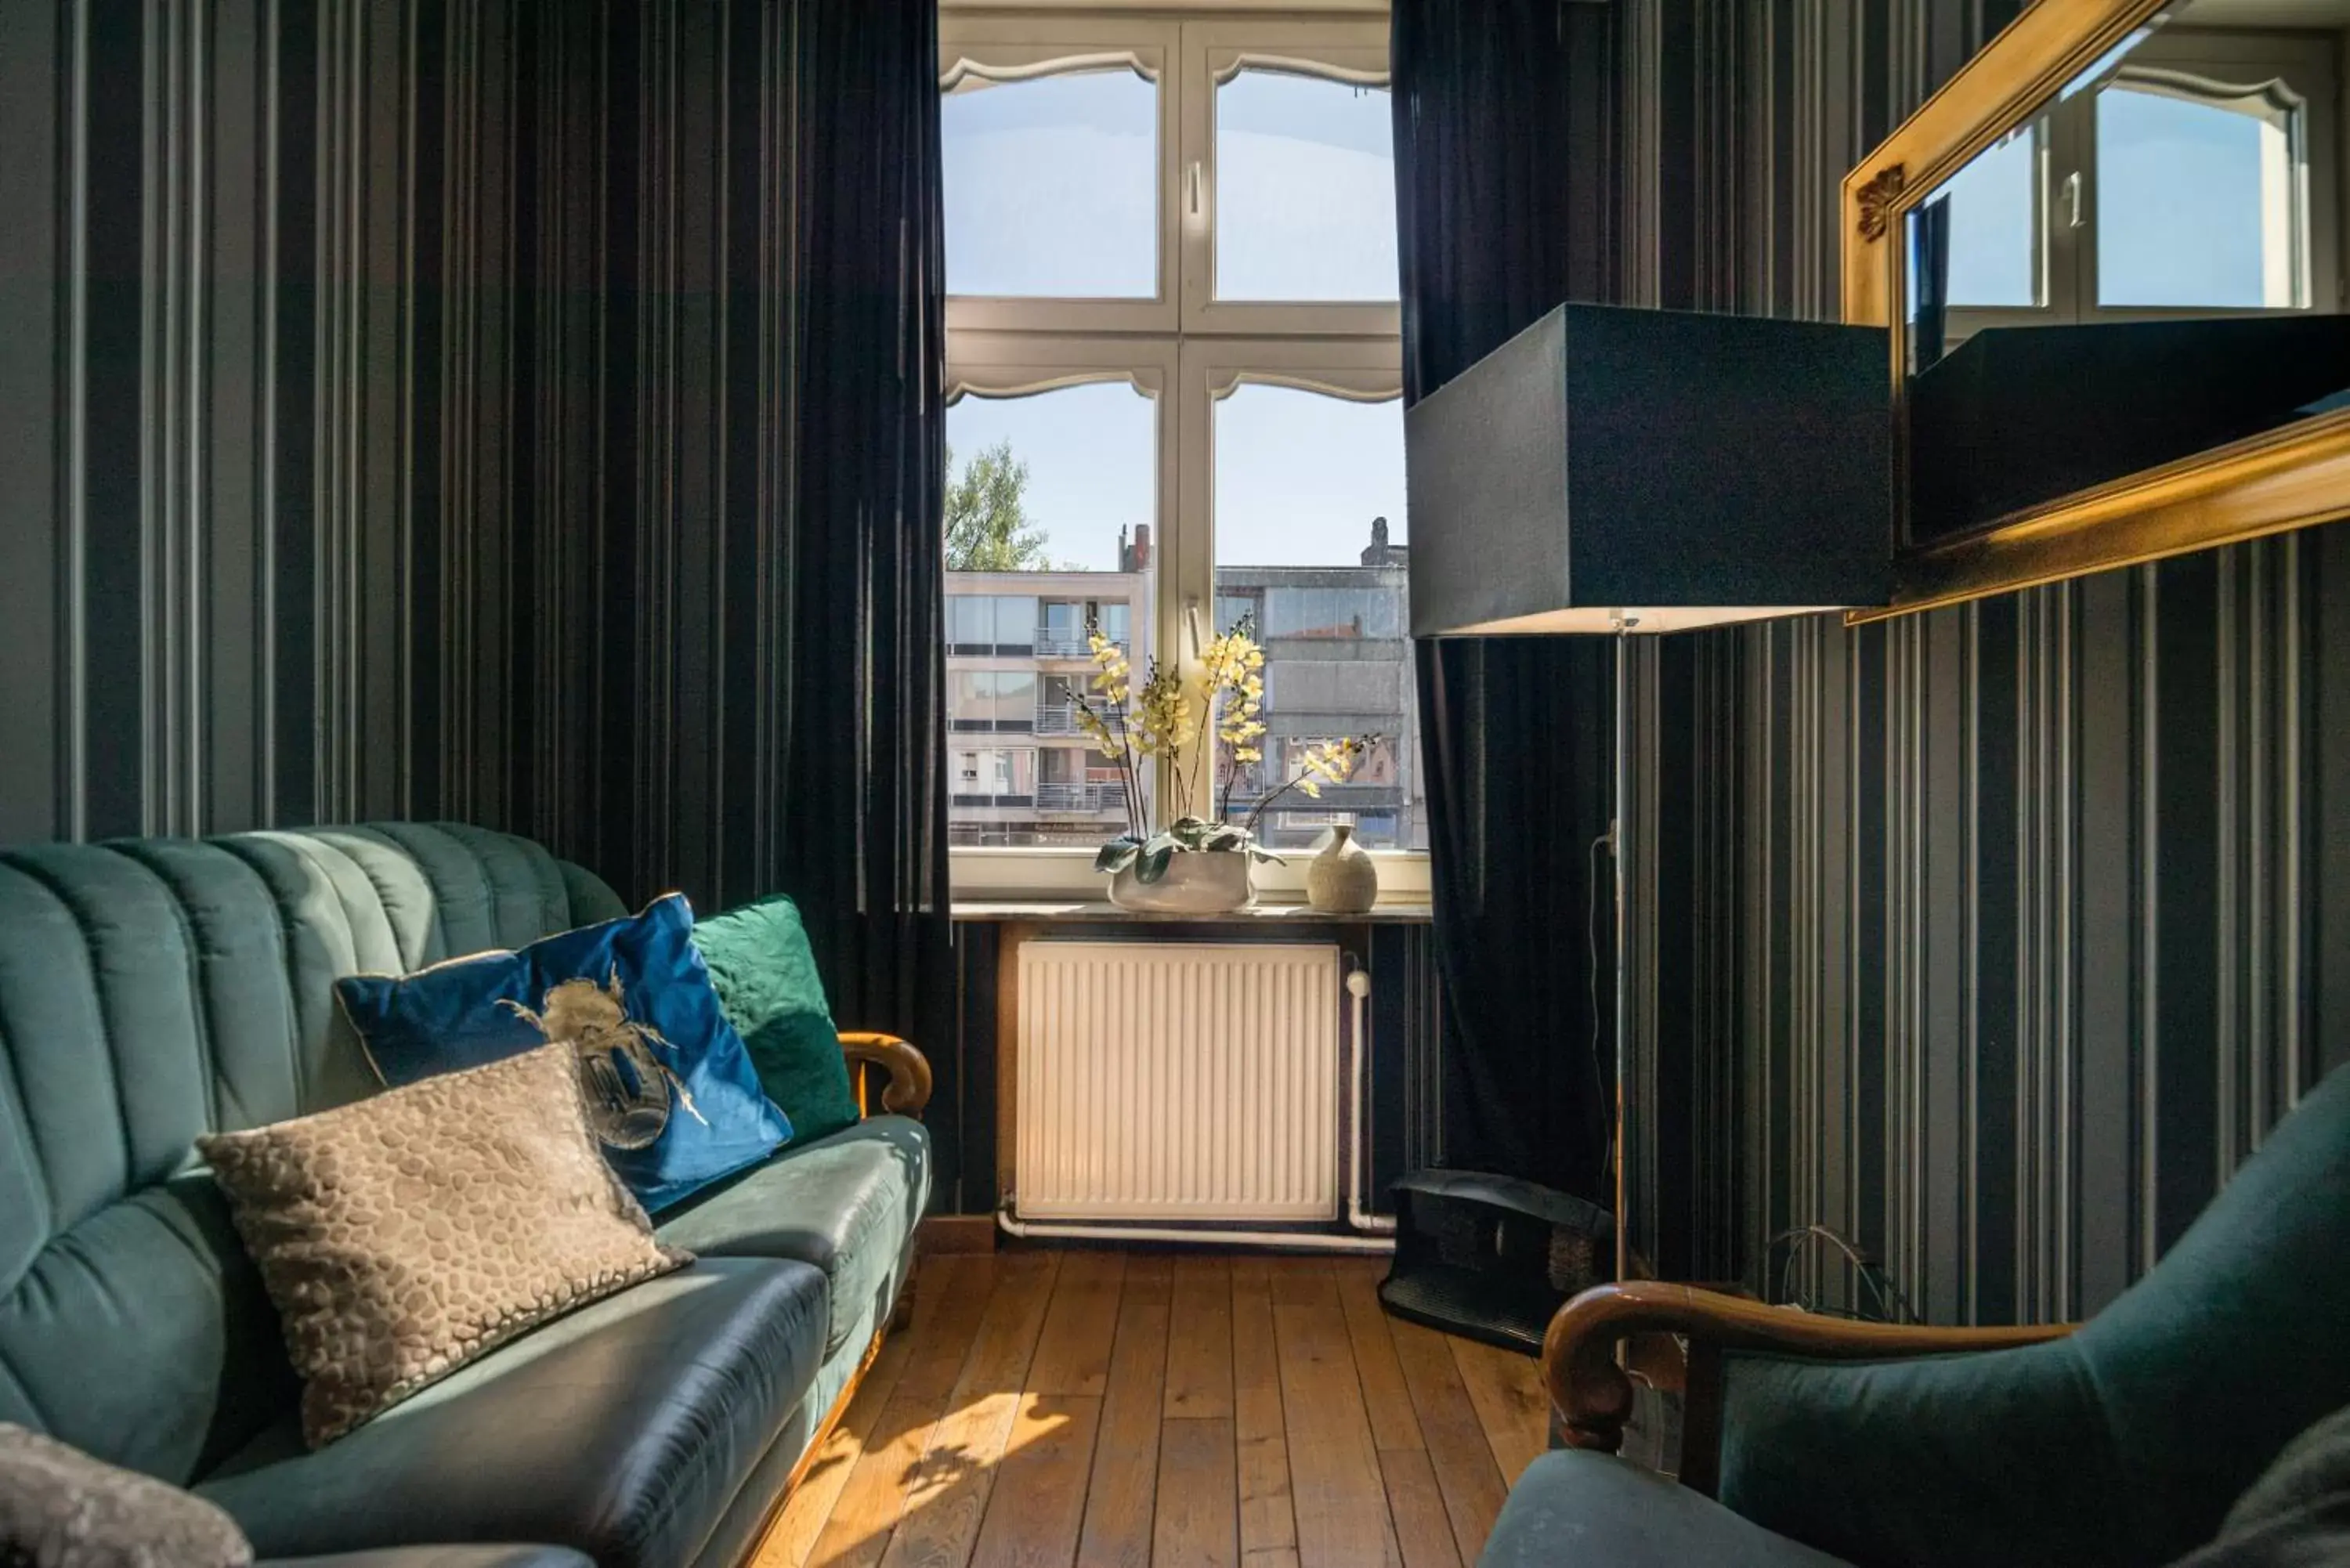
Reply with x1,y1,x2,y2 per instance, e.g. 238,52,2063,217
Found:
1546,1281,2077,1494
837,1031,933,1117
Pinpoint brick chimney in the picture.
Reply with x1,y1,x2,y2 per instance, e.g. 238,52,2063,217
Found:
1124,522,1153,572
1360,515,1405,566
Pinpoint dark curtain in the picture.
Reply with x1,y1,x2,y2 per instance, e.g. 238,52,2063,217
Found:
778,0,955,1057
1393,0,1622,1201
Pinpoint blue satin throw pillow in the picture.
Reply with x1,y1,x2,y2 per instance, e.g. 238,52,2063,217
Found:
335,893,791,1212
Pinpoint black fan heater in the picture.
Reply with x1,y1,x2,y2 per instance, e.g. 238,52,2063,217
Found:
1377,1169,1614,1354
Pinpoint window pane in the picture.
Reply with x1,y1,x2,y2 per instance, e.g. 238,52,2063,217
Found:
947,598,987,650
948,385,1154,573
1938,121,2043,307
946,382,1156,847
1212,385,1419,851
943,67,1157,298
995,595,1039,646
2098,78,2304,309
949,674,980,730
1216,69,1397,302
1261,586,1402,639
953,747,1036,807
992,673,1037,727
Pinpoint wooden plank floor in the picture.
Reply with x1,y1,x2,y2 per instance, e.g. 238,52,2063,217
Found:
755,1248,1549,1568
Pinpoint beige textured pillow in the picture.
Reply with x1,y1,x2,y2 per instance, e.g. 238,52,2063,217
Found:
0,1422,251,1567
199,1042,691,1447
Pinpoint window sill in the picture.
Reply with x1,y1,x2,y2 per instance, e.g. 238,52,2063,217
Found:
951,895,1432,923
949,844,1431,903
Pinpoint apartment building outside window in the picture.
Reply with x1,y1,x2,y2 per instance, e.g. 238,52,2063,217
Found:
939,5,1425,880
946,561,1155,846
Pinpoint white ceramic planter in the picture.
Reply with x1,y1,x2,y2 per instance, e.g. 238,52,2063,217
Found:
1107,850,1256,913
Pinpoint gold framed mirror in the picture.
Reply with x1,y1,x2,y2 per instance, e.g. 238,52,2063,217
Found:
1846,0,2350,621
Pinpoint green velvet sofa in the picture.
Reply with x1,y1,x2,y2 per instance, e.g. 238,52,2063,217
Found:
0,823,932,1568
1477,1060,2350,1567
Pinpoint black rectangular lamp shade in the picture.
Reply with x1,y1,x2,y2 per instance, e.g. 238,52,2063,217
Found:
1406,303,1892,637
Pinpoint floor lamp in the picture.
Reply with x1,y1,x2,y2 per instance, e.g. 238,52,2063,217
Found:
1404,303,1891,1279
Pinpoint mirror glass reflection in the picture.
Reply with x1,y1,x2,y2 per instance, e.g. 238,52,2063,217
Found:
1903,0,2350,543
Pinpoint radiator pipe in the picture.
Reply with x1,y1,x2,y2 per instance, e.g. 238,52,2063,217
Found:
994,1209,1394,1252
1345,967,1396,1235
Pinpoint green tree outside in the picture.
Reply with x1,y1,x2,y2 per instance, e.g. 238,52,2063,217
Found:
944,439,1054,571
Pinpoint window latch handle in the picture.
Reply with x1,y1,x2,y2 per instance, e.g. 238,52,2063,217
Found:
1188,161,1204,219
2061,171,2084,230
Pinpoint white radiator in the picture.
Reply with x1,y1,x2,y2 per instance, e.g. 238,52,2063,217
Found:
1014,941,1343,1223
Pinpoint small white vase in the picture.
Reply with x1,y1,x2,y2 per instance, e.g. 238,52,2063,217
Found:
1108,851,1256,914
1306,822,1379,913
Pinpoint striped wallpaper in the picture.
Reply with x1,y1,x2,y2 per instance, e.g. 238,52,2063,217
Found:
1641,534,2350,1321
2,0,829,906
1625,0,2350,1323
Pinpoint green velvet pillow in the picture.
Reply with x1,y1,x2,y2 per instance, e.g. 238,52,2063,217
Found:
689,894,861,1145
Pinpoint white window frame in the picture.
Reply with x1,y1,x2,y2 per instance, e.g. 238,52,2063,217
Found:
942,19,1182,337
945,333,1183,659
941,8,1427,902
1179,20,1398,337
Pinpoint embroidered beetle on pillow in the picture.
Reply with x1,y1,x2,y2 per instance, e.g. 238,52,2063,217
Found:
504,971,707,1151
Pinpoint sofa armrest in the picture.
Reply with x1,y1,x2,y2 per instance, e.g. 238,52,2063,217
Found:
1545,1281,2076,1490
838,1031,933,1117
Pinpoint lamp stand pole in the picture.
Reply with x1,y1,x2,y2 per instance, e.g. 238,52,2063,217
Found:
1610,614,1637,1282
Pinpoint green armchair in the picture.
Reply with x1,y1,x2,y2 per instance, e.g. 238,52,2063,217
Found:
1480,1063,2350,1567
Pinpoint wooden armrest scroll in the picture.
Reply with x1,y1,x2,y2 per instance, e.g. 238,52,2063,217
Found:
1545,1281,2077,1479
837,1031,934,1117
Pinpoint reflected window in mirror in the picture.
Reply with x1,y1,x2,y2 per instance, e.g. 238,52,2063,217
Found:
1900,0,2350,547
1909,13,2338,373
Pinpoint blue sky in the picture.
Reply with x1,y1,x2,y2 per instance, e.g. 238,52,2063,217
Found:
942,67,1405,573
2097,87,2276,307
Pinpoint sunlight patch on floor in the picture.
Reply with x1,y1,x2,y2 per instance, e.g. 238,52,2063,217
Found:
757,1248,1549,1568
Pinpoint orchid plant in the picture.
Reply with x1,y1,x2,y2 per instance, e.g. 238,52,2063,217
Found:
1074,612,1375,885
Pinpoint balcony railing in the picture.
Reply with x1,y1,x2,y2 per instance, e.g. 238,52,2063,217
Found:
1035,782,1123,812
1034,703,1125,737
949,784,1120,813
1036,629,1127,659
